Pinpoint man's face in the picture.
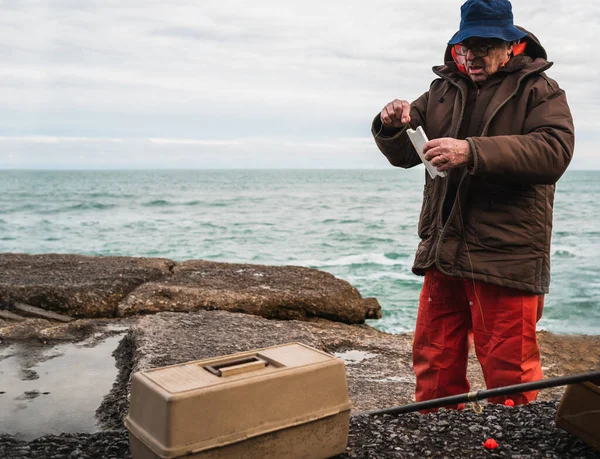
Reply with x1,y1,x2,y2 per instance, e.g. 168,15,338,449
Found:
460,38,513,84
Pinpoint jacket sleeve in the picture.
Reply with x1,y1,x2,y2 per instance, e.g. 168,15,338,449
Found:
467,80,574,185
371,91,429,168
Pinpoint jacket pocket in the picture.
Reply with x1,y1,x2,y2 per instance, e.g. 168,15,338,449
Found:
473,187,536,252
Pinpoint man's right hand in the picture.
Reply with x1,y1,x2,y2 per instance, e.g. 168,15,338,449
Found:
380,99,411,128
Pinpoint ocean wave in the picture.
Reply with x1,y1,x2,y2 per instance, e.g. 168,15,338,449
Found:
25,202,117,214
202,201,236,208
358,237,397,245
66,203,117,211
142,200,172,207
183,200,203,206
200,222,227,230
321,218,361,224
551,246,577,258
360,271,420,283
297,253,407,268
0,203,40,214
87,192,135,199
319,242,336,248
143,199,235,208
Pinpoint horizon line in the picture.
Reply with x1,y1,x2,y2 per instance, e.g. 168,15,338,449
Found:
1,167,599,172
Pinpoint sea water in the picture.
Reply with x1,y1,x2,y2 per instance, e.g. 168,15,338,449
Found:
1,169,598,335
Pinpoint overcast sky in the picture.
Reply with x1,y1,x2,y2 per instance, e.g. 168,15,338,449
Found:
1,0,598,169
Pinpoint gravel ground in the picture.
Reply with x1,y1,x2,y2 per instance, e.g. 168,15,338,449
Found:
1,401,597,458
342,401,600,459
0,431,131,459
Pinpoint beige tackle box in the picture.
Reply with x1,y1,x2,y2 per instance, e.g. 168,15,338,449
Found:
555,380,600,451
124,342,352,459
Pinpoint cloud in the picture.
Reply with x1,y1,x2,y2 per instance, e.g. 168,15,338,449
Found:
0,136,123,143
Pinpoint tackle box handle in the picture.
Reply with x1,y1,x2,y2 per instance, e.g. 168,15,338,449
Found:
203,356,269,377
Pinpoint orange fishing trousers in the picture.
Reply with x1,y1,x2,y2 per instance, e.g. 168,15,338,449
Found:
413,268,544,411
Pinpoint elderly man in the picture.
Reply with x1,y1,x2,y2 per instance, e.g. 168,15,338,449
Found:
372,0,574,409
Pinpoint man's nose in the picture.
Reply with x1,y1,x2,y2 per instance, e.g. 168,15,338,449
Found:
466,48,475,60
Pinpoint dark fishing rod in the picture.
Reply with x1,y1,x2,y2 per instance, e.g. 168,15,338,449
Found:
366,370,600,416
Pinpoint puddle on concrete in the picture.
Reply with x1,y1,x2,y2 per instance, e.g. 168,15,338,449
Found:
0,333,125,440
333,350,378,365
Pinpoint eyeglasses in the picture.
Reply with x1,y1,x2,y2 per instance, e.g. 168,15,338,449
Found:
454,41,497,58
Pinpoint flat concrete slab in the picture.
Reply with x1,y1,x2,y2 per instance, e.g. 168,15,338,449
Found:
99,311,600,430
98,310,477,428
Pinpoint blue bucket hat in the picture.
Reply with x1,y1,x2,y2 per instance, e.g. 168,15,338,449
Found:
448,0,528,45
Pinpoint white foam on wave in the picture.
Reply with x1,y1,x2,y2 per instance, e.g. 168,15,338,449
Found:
551,245,578,258
361,271,420,283
296,253,406,268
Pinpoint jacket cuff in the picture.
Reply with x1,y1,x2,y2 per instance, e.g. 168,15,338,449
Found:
466,137,479,175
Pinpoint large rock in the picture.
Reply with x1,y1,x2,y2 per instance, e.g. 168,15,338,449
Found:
117,260,381,324
0,254,380,326
0,253,173,318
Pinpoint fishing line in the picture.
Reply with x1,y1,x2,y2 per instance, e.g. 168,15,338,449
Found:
373,119,385,139
560,410,600,420
457,186,488,332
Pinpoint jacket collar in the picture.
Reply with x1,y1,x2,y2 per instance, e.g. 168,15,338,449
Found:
433,55,552,87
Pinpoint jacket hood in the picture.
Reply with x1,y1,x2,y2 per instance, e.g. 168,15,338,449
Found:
442,26,547,63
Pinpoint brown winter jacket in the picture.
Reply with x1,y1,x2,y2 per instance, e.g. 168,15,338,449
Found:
372,29,574,294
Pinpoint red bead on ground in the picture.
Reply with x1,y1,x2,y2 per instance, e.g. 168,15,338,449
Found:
483,438,498,450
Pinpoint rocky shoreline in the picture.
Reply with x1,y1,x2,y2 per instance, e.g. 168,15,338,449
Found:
1,253,599,458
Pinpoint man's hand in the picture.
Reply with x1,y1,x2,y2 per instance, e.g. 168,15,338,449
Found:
380,99,411,128
423,138,473,172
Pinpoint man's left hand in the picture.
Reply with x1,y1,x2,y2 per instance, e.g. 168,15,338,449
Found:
422,138,473,172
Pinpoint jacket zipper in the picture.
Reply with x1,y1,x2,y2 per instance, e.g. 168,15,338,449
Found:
430,62,552,275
